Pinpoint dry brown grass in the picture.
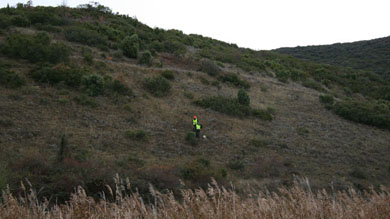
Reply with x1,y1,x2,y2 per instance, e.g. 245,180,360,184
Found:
1,177,389,219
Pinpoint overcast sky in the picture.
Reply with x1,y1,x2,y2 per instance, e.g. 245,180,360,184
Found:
1,0,389,50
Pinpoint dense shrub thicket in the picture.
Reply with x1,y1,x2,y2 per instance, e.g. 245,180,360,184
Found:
121,34,139,58
29,64,84,87
143,76,171,97
332,100,390,130
64,26,108,47
218,73,250,89
1,32,70,63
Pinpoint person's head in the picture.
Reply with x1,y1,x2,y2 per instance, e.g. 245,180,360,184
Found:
193,115,197,119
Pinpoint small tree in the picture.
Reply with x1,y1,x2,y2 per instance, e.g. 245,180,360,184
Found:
121,34,139,59
237,88,250,106
82,74,105,96
138,50,152,66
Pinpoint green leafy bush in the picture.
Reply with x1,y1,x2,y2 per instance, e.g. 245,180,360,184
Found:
218,73,250,89
319,94,334,105
251,108,273,121
227,159,245,171
65,26,108,47
162,40,186,55
105,78,133,95
10,15,30,27
161,70,175,80
74,95,98,107
200,60,220,76
0,14,11,29
237,88,250,106
138,50,152,66
332,100,390,130
0,69,25,88
121,34,139,58
185,132,197,145
1,32,70,63
82,74,105,96
125,129,146,140
143,76,171,97
194,96,251,117
30,64,84,87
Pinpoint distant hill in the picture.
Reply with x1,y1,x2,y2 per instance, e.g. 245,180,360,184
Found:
274,36,390,78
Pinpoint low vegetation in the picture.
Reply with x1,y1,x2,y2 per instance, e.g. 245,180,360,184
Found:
0,178,389,218
143,76,171,97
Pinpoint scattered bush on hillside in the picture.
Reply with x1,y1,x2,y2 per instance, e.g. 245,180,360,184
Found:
161,70,175,80
105,77,133,96
143,76,171,97
275,70,290,83
237,88,250,106
10,15,30,27
332,100,390,130
74,95,98,107
162,40,186,55
1,32,70,64
218,73,250,89
0,69,25,88
125,129,147,141
200,59,220,76
350,168,367,179
302,79,325,91
251,108,273,121
65,26,108,47
138,50,152,66
185,132,197,146
30,64,84,87
121,34,139,58
81,74,105,96
179,158,223,187
227,159,245,171
319,94,334,106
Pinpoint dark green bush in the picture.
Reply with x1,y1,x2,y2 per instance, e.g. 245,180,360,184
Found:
302,79,325,91
350,168,367,179
125,129,146,140
65,26,108,47
227,159,245,171
121,34,139,58
30,64,84,87
106,79,132,95
218,73,250,89
82,74,105,96
138,50,152,66
194,96,251,117
161,70,175,80
162,40,186,55
10,15,30,27
275,70,290,83
27,10,67,26
332,100,390,130
0,14,11,29
185,132,197,145
1,32,70,63
180,158,218,184
319,94,334,105
237,88,250,106
74,94,98,107
200,59,220,76
143,76,171,97
0,69,25,88
251,108,273,121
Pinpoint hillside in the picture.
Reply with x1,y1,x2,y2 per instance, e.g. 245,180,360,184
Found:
274,36,390,79
0,3,390,204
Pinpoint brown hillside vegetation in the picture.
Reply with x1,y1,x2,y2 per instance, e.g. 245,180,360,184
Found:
1,178,389,218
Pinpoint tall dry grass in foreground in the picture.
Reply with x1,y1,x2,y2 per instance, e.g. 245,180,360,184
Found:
1,177,389,219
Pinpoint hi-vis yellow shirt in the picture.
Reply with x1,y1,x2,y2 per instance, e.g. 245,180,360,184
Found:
193,119,198,126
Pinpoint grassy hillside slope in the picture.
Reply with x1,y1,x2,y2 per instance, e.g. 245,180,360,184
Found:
274,36,390,78
0,4,389,203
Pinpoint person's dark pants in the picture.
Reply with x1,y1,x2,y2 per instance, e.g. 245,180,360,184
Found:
193,125,196,132
195,130,200,138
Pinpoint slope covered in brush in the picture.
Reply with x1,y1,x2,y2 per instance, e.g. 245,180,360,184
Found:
274,36,390,79
0,3,389,203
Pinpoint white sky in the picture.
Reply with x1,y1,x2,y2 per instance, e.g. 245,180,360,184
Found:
1,0,389,50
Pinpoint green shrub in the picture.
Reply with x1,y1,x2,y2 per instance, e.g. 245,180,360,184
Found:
10,15,30,27
74,95,98,107
106,79,132,95
143,76,171,97
82,74,105,96
138,50,152,66
251,108,273,121
350,168,367,179
0,14,11,29
200,60,220,76
162,40,186,55
319,94,334,105
1,32,70,63
199,76,209,85
65,26,108,47
227,159,245,171
125,129,146,140
161,70,175,80
180,158,217,184
237,88,250,106
332,100,390,130
185,132,197,145
194,96,251,117
0,69,25,88
219,73,250,89
30,65,84,87
121,34,139,58
275,70,290,83
302,79,325,91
